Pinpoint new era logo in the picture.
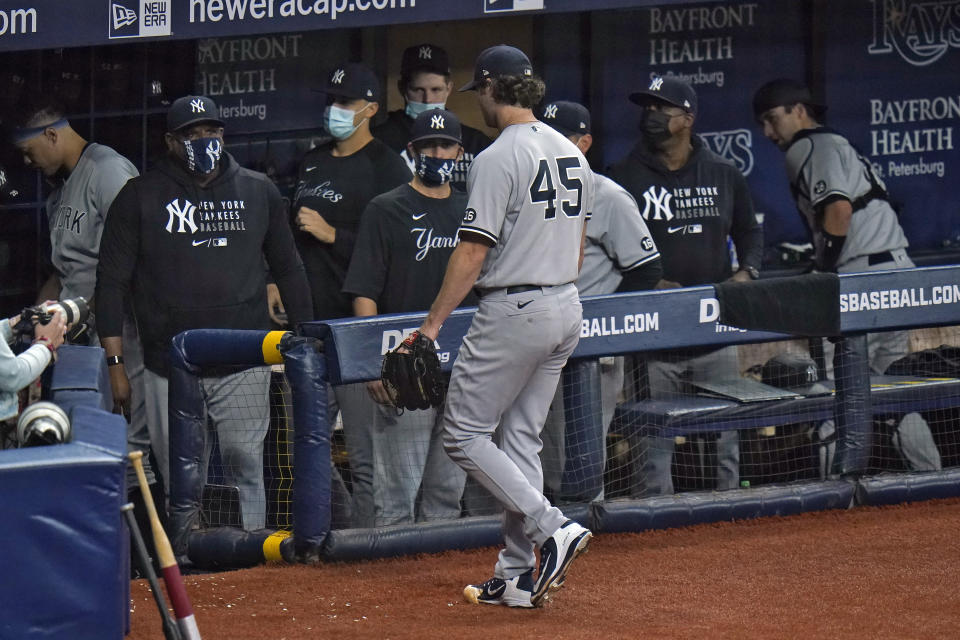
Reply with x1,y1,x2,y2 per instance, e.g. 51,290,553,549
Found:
430,114,444,129
112,3,136,29
190,98,205,113
649,77,664,91
332,69,345,84
108,0,171,39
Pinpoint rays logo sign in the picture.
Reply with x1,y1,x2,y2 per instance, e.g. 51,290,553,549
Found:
109,0,171,39
700,129,755,176
868,0,960,66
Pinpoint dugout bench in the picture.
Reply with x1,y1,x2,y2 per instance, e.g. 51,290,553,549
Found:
607,374,960,486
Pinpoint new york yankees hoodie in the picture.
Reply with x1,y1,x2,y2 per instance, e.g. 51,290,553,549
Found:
607,136,763,287
96,153,312,376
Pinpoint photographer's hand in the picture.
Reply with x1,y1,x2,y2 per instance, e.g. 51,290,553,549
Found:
34,310,66,349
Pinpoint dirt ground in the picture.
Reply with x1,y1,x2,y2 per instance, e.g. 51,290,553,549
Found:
128,498,960,639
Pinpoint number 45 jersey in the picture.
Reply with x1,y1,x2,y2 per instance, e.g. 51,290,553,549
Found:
461,121,594,290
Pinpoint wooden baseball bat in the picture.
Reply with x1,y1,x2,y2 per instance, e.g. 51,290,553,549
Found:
122,502,182,640
129,451,202,640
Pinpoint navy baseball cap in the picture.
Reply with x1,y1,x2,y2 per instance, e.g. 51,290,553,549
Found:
409,108,462,145
540,100,591,136
324,63,381,102
459,45,533,92
167,95,224,132
753,78,826,120
629,76,697,114
401,43,450,77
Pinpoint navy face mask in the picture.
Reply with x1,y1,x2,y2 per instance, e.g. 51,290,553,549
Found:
416,154,456,186
183,137,223,175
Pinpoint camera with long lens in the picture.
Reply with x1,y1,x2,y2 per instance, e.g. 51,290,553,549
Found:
13,296,90,352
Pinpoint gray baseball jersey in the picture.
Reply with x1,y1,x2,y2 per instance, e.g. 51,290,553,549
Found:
46,143,138,301
577,173,659,296
785,128,907,266
461,122,594,289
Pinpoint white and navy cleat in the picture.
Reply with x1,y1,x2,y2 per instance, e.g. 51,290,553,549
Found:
531,520,592,606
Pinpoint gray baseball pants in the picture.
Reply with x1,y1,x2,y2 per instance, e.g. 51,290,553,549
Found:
442,283,581,579
332,382,377,528
629,346,741,497
373,402,466,526
143,366,271,530
823,249,941,472
541,356,624,502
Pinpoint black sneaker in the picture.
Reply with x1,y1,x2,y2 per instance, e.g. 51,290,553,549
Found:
463,569,534,608
531,520,592,606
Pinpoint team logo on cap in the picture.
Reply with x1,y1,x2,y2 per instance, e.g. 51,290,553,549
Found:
430,114,445,129
332,69,345,84
544,104,558,119
190,98,206,113
649,77,664,91
419,46,433,59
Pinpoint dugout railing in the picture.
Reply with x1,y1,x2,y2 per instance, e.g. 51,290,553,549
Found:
169,266,960,565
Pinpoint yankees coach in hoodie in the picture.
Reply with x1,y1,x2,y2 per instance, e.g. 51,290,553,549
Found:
95,95,312,530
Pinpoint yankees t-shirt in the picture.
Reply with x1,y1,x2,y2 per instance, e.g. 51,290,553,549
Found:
372,109,491,192
785,127,908,266
292,138,412,320
607,136,762,286
462,121,594,290
577,172,660,296
343,183,476,314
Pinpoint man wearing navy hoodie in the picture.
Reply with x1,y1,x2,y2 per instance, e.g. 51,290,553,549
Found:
96,95,312,530
607,76,763,497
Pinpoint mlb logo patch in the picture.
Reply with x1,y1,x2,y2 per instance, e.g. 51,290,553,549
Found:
484,0,544,14
109,0,171,39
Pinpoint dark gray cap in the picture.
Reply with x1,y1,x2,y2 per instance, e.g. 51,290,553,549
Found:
629,76,697,114
409,108,462,145
324,63,381,102
540,100,590,136
167,95,224,132
753,78,826,120
459,45,533,92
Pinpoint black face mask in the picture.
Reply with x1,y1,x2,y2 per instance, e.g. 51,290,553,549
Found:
639,110,675,147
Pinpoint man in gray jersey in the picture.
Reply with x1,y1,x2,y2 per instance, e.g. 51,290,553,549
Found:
414,46,593,608
12,99,155,483
538,100,662,503
754,79,941,472
12,97,162,565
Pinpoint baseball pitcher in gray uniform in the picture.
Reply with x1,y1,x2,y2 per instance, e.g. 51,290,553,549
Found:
12,99,156,486
754,79,941,471
412,46,593,608
538,101,662,503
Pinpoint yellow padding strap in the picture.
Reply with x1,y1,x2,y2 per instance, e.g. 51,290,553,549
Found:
261,331,288,365
263,530,292,562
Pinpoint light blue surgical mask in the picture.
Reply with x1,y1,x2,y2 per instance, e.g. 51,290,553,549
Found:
325,103,370,141
405,100,445,120
182,137,222,175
